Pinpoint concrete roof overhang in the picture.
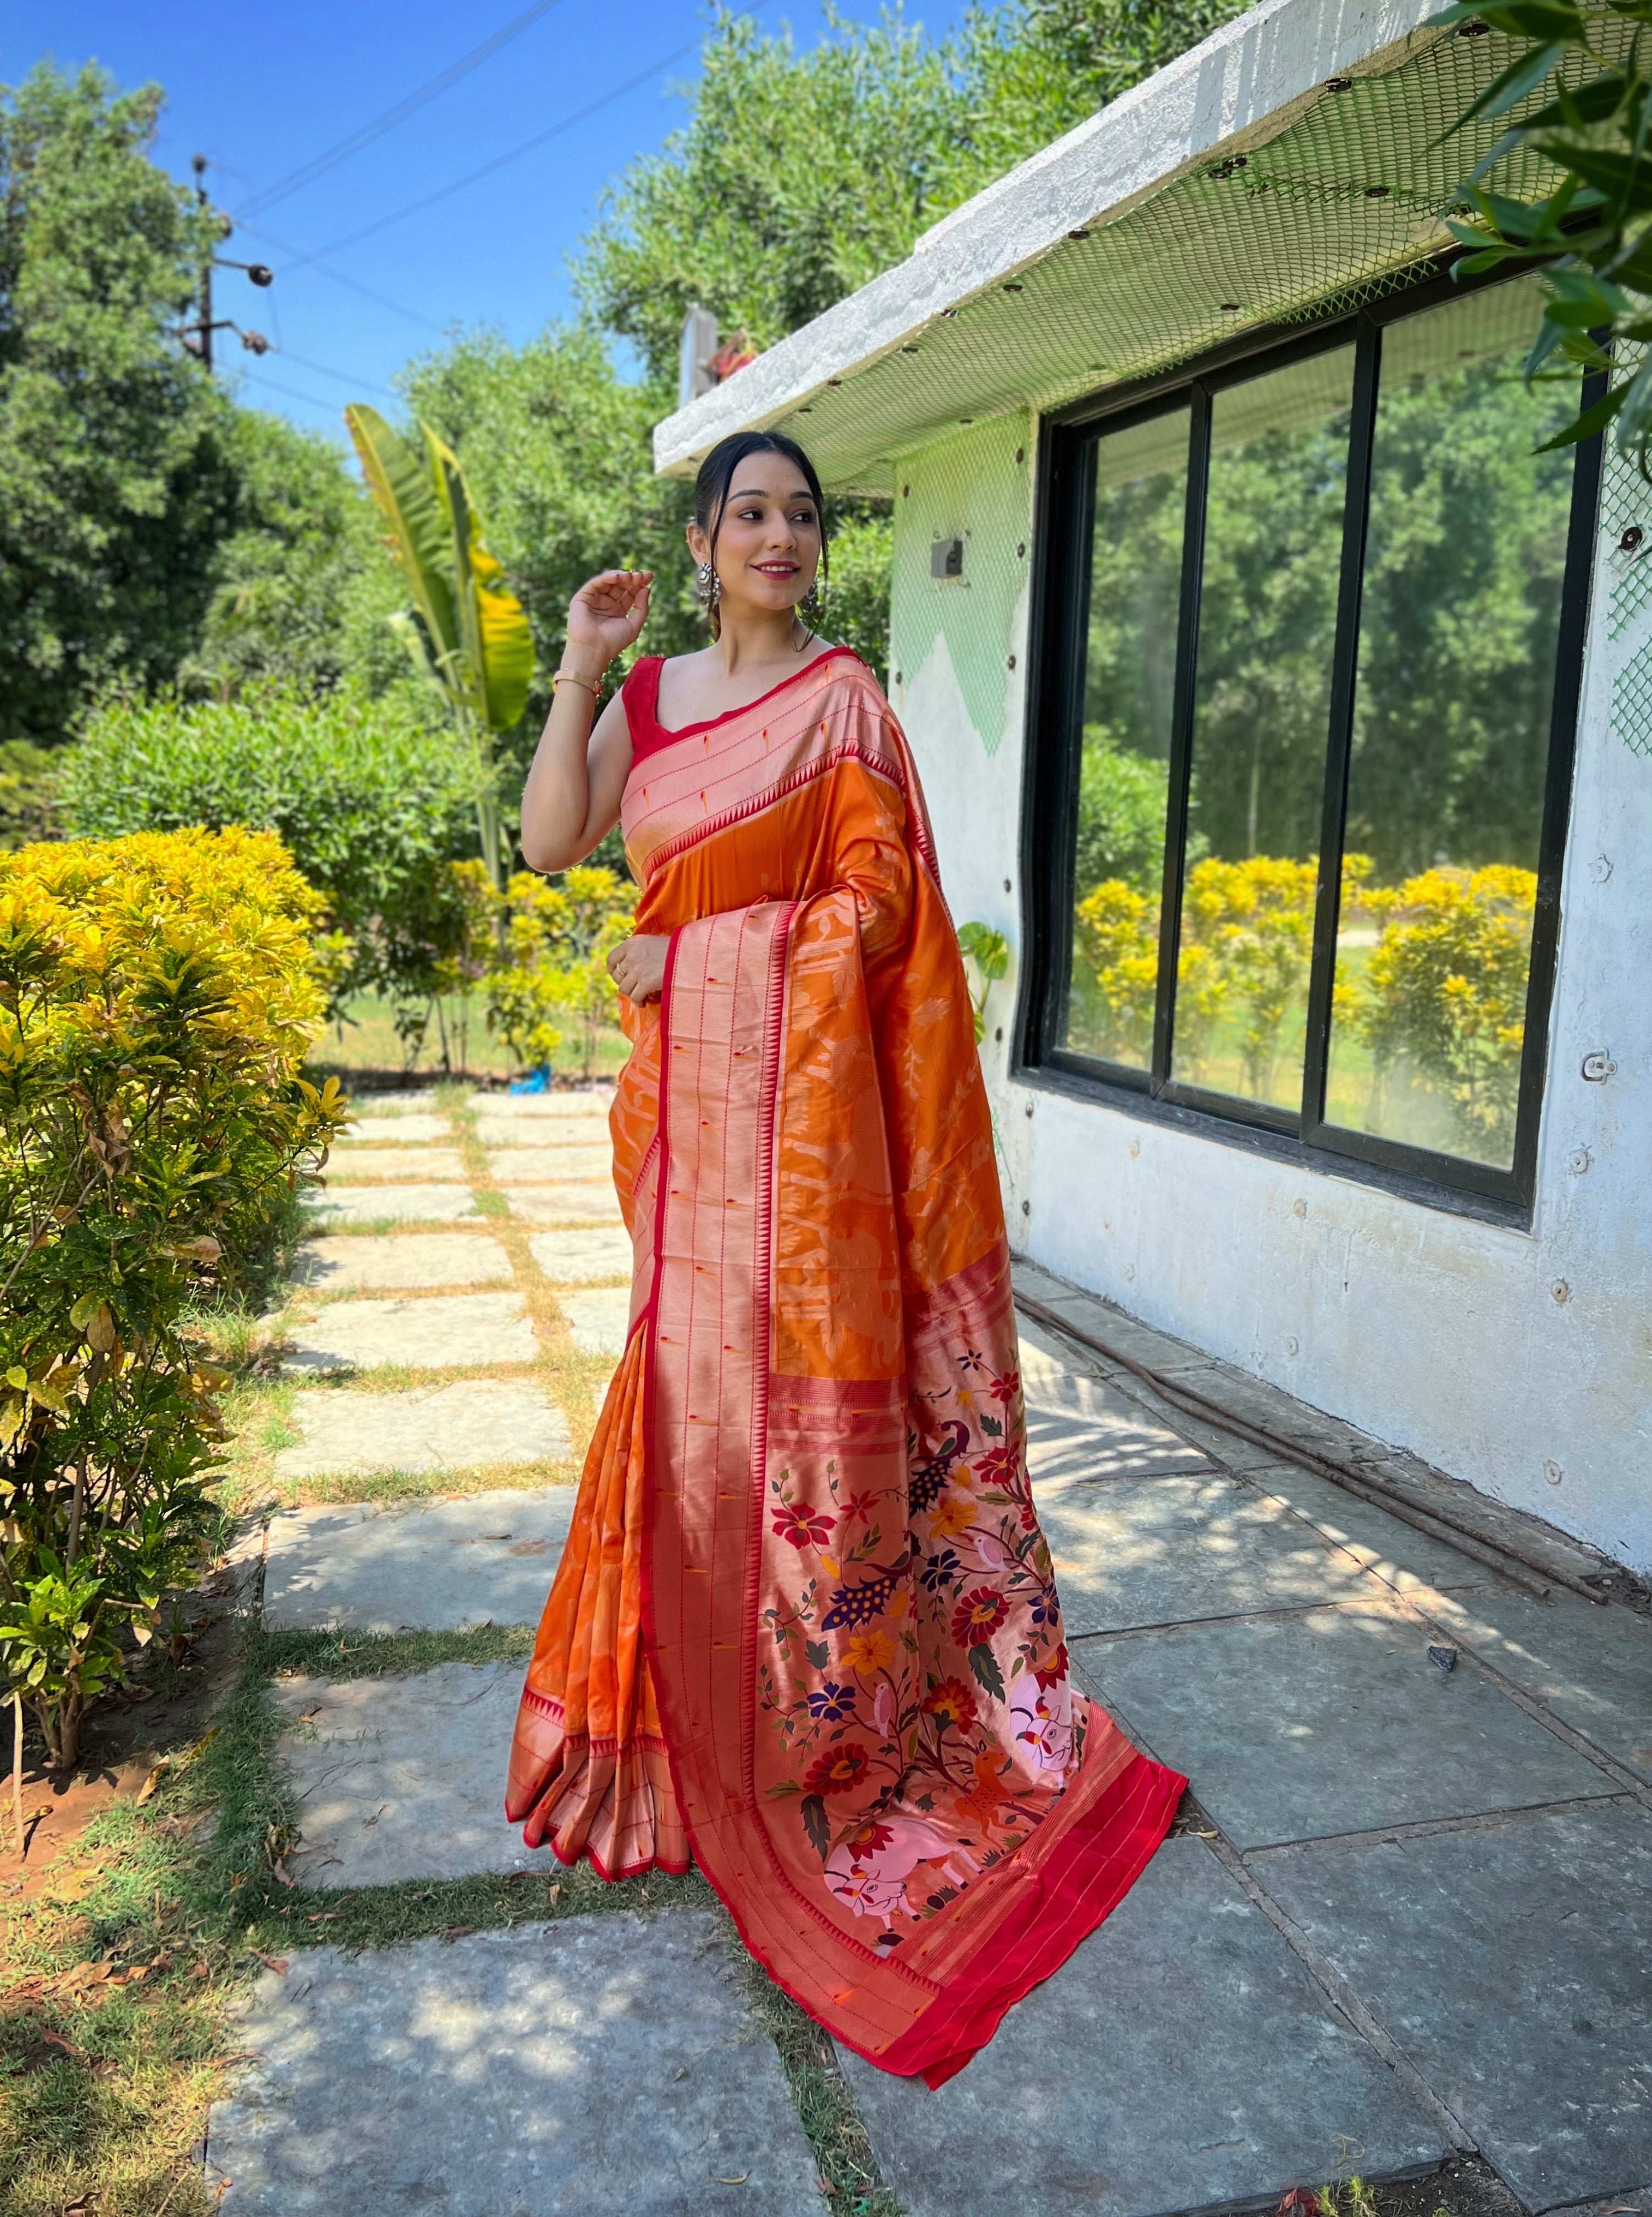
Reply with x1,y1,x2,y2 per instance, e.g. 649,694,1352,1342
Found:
651,0,1563,492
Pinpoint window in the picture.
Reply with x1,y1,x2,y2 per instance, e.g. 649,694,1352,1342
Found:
1026,267,1601,1210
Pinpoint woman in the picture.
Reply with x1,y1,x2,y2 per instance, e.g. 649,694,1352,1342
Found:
506,430,1183,2086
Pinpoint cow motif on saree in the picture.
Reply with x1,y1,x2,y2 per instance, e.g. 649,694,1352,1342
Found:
507,646,1184,2084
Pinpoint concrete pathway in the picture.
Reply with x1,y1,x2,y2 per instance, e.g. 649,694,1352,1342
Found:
211,1095,1652,2215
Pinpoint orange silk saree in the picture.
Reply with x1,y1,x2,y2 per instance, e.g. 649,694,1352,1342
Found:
506,646,1184,2084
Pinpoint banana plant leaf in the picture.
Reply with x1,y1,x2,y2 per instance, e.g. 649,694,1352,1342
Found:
426,427,534,733
346,404,534,734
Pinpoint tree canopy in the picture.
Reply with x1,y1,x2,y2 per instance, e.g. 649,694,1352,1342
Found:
0,65,224,742
9,0,1257,758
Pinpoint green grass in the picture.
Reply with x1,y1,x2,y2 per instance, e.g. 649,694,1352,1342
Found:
254,1624,535,1681
307,991,629,1087
738,1963,905,2217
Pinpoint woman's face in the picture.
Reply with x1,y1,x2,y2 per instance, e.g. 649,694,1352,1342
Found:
689,450,821,616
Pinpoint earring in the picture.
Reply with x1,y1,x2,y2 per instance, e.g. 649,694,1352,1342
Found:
801,576,825,620
695,561,720,609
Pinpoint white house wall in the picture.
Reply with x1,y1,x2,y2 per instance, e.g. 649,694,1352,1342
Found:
891,415,1652,1577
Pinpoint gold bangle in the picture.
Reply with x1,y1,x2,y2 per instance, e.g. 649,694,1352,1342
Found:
552,669,603,697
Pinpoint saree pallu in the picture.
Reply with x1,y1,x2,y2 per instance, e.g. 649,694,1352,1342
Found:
507,647,1184,2084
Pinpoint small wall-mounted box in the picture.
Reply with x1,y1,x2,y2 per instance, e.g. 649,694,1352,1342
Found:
931,536,965,580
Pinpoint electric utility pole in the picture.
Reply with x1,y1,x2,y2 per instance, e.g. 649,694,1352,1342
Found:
177,152,275,370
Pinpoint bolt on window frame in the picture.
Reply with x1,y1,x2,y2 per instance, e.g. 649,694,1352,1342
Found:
1017,260,1606,1217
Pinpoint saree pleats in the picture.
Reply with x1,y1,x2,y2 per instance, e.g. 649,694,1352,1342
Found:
510,647,1184,2080
505,1327,687,1880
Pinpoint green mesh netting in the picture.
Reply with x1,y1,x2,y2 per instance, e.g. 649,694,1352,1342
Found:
889,414,1034,756
776,22,1626,494
1597,373,1652,757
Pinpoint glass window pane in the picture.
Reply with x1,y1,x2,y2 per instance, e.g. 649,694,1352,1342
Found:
1324,276,1578,1171
1060,404,1187,1069
1170,346,1355,1107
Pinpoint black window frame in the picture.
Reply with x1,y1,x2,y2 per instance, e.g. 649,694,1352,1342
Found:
1017,260,1605,1223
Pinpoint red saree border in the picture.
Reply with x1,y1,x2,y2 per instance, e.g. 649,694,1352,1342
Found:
545,1817,690,1885
517,1685,671,1762
879,1746,1186,2087
634,643,864,755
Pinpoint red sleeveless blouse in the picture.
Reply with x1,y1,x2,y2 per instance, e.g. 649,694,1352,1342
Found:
620,647,862,767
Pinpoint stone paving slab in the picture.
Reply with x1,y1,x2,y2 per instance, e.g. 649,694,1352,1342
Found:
1075,1602,1619,1849
840,1835,1445,2217
275,1662,535,1886
303,1184,479,1228
470,1090,612,1119
506,1184,625,1226
294,1234,512,1292
1012,1263,1207,1377
262,1488,574,1631
1426,1589,1652,1782
487,1145,614,1184
474,1122,609,1155
283,1291,537,1374
1245,1460,1499,1599
337,1113,451,1144
1019,1325,1213,1487
347,1089,444,1113
207,1913,826,2216
1013,1261,1611,1587
556,1287,634,1356
1040,1471,1370,1636
322,1146,469,1182
528,1228,634,1282
1257,1801,1652,2210
476,1111,611,1139
273,1381,570,1481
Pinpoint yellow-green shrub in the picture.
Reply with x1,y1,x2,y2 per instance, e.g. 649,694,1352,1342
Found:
1347,864,1537,1152
1072,879,1159,1065
0,828,346,1767
477,864,637,1079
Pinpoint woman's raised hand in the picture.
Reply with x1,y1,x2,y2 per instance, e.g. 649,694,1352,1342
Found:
564,570,653,675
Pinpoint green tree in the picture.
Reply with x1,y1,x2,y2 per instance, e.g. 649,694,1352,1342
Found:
941,0,1256,208
578,1,1257,387
0,64,226,744
180,405,407,702
400,323,701,724
578,10,964,387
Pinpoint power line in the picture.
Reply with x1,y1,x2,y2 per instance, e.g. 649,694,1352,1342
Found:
236,0,569,218
233,216,449,334
267,346,398,399
280,3,776,274
236,366,359,416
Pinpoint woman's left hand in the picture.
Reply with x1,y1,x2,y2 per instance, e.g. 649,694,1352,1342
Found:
607,933,671,1004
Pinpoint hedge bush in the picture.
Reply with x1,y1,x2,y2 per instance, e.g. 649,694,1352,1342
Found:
467,863,636,1080
1070,855,1538,1154
0,828,345,1768
60,682,478,1028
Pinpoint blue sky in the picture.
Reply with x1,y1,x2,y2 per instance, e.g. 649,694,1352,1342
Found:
5,0,962,439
